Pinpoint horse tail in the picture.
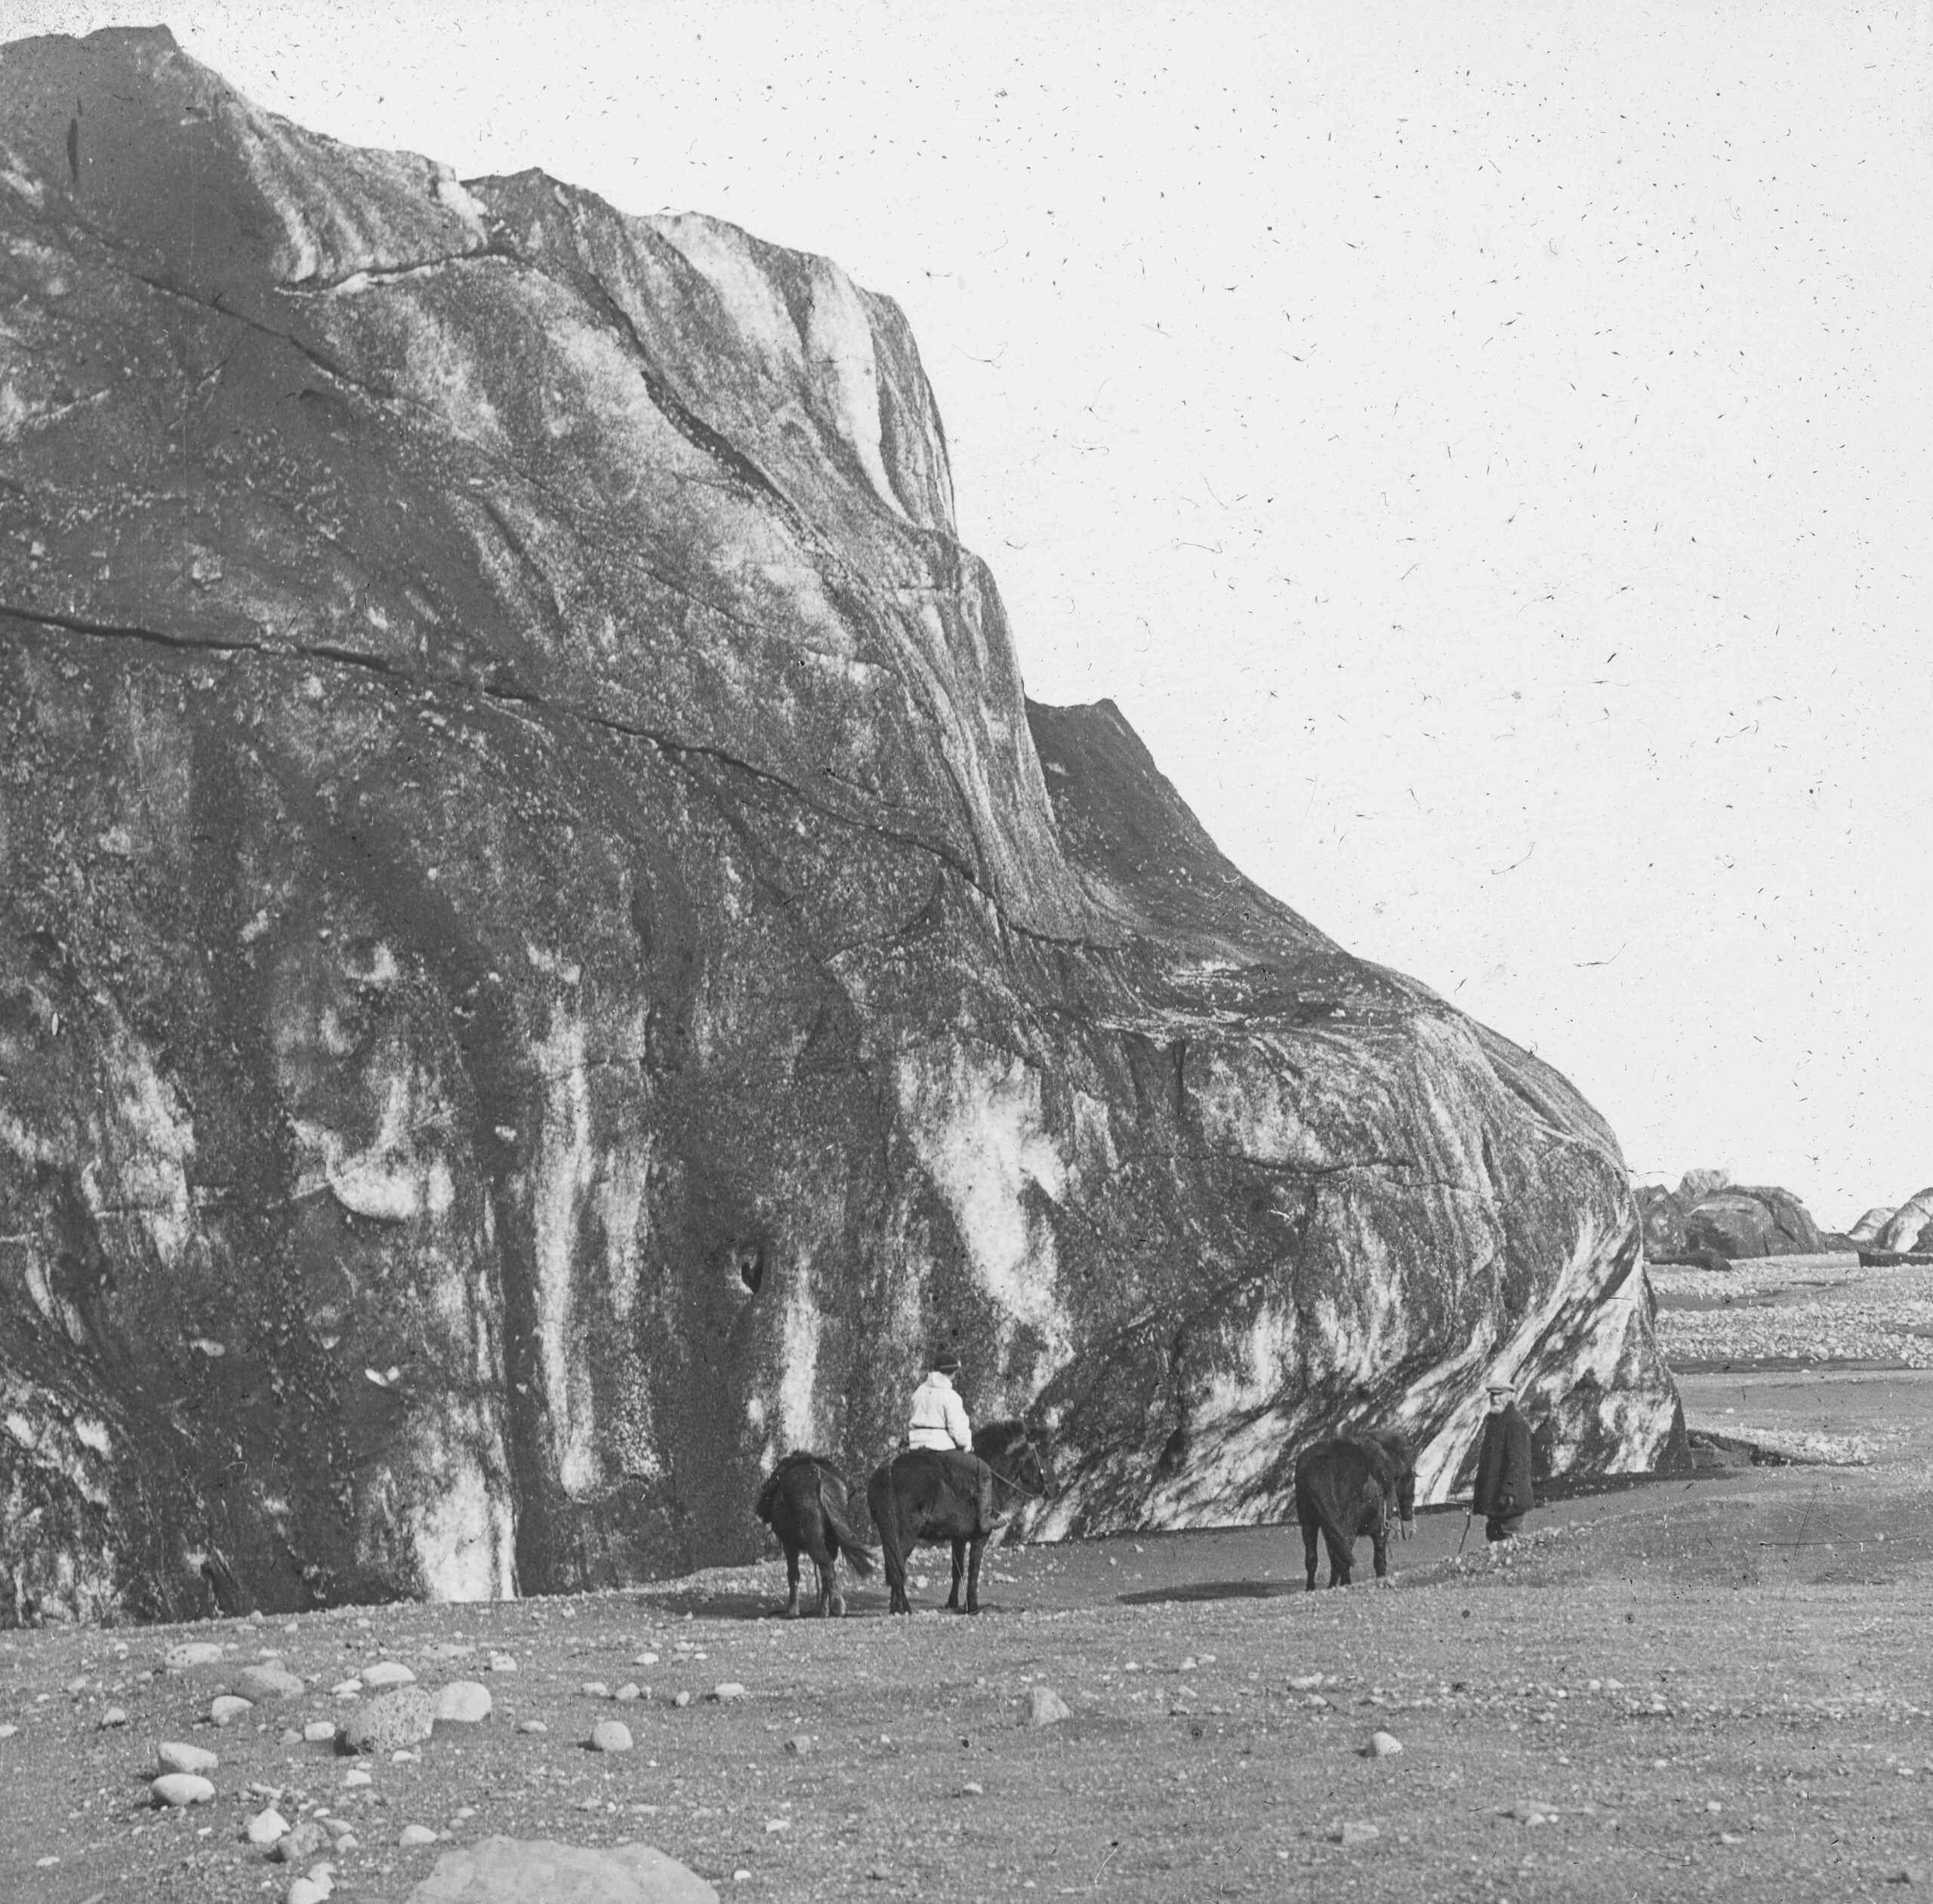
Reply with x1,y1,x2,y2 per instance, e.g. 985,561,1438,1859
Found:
754,1465,784,1528
819,1480,877,1578
865,1462,905,1601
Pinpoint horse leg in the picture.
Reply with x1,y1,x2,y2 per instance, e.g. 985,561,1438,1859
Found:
1302,1514,1320,1592
964,1532,987,1615
1325,1529,1352,1588
1372,1521,1392,1582
783,1541,801,1618
946,1537,966,1612
815,1555,838,1617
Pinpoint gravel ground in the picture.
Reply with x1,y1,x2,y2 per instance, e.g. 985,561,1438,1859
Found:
4,1481,1931,1904
6,1265,1932,1902
1652,1258,1933,1371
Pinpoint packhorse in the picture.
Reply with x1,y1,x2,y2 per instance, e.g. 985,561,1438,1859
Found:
1293,1427,1417,1589
866,1420,1054,1615
754,1452,877,1617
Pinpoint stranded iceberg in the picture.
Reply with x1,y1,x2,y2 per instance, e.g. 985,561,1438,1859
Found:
0,29,1678,1621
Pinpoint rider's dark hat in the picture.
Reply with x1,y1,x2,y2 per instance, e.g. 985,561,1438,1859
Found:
929,1349,963,1375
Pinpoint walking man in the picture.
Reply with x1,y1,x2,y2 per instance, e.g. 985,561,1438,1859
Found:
1471,1380,1536,1543
905,1350,997,1528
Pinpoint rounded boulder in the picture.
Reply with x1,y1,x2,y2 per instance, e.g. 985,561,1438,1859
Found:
433,1680,492,1725
156,1740,218,1776
343,1687,436,1755
151,1772,215,1807
234,1664,307,1702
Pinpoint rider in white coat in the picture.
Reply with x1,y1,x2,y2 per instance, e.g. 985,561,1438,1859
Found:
904,1351,997,1526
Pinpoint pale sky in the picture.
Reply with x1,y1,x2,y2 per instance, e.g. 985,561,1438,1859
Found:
15,1,1933,1228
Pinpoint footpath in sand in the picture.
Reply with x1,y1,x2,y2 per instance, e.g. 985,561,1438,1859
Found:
2,1257,1931,1904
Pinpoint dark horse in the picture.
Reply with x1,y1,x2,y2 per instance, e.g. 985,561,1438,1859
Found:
1293,1427,1417,1590
754,1452,877,1617
865,1421,1053,1615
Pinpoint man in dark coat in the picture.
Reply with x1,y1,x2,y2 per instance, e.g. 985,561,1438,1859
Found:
1471,1381,1536,1541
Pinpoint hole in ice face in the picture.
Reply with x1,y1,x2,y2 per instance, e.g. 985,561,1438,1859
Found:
734,1245,766,1297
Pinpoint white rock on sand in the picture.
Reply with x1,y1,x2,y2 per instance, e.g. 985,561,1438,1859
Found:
247,1807,291,1846
433,1681,492,1723
156,1741,217,1776
151,1772,215,1807
362,1662,417,1690
1027,1686,1072,1726
590,1720,634,1753
210,1695,254,1726
399,1835,718,1902
163,1641,228,1671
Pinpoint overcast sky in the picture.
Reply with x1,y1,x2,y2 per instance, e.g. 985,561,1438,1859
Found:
16,1,1933,1227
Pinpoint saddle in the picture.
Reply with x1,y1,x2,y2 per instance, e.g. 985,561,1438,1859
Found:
903,1446,1000,1533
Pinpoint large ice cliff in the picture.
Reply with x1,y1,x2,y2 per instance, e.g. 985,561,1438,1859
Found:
0,28,1679,1622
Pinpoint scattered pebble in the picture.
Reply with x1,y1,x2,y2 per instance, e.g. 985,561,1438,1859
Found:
581,1682,610,1699
1333,1822,1380,1847
247,1807,291,1846
711,1683,748,1702
331,1680,363,1699
764,1818,789,1834
785,1735,812,1756
962,1782,984,1798
343,1769,372,1788
633,1652,658,1667
399,1823,439,1847
210,1695,254,1727
673,1692,692,1709
303,1720,338,1744
488,1652,516,1674
1367,1731,1403,1758
286,1879,330,1904
362,1662,416,1690
271,1821,328,1863
517,1720,547,1736
98,1705,128,1728
614,1683,640,1703
0,1724,16,1741
590,1720,634,1753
